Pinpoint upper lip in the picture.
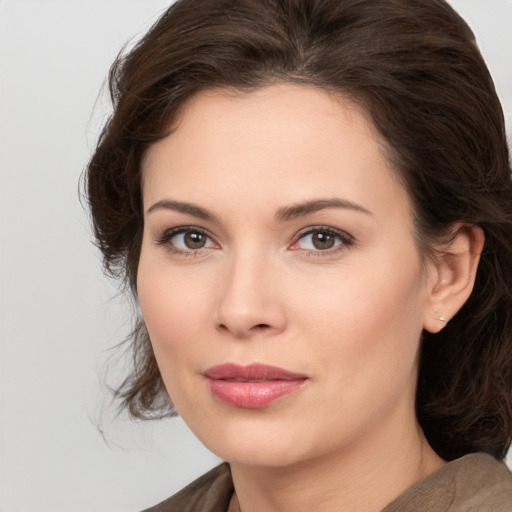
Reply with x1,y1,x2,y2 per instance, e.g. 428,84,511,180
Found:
204,363,307,381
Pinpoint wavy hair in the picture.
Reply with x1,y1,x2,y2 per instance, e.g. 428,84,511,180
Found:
85,0,512,461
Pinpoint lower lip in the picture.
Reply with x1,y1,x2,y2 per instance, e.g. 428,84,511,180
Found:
206,379,306,408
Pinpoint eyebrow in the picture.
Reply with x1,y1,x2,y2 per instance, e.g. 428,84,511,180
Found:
275,198,372,222
146,199,218,221
146,197,372,222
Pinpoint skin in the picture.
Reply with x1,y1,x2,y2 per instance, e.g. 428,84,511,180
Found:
137,84,483,512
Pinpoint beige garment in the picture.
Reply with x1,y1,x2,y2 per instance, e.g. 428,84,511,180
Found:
381,453,512,512
142,453,512,512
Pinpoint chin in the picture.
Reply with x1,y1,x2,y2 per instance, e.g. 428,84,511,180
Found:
187,414,318,468
212,442,304,468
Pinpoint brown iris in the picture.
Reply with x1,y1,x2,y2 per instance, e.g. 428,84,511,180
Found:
184,231,207,249
312,231,336,250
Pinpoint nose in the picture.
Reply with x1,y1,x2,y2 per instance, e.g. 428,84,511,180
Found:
214,250,287,339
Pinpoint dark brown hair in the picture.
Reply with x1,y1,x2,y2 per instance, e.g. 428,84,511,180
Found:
86,0,512,461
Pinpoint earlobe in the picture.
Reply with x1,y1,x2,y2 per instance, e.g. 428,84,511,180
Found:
423,225,485,333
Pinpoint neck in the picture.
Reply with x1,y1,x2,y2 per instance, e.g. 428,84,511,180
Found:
229,412,444,512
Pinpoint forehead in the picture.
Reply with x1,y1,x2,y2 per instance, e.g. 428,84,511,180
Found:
141,83,409,222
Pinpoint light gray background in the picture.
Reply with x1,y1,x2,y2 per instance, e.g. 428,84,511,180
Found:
0,1,511,511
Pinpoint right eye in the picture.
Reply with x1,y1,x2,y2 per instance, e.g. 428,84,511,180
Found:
156,227,218,254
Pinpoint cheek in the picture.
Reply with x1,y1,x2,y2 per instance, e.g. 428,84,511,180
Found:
136,250,210,367
298,249,426,387
136,257,215,416
299,250,423,332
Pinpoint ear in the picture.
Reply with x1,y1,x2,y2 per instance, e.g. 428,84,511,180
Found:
423,225,485,333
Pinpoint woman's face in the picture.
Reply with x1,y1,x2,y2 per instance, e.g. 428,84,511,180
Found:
138,84,436,467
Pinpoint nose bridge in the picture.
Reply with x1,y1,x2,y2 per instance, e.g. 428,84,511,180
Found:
215,243,285,337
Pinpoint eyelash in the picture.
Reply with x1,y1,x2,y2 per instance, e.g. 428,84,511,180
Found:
291,226,354,257
155,225,354,258
155,226,216,257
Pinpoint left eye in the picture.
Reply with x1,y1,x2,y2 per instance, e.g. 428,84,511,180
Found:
160,228,217,252
293,228,350,251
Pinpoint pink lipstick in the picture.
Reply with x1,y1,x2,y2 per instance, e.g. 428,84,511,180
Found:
203,363,307,408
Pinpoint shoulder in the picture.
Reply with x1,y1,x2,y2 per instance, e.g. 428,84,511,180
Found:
141,463,234,512
384,453,512,511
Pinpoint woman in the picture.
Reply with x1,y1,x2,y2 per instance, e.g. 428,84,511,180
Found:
86,0,512,510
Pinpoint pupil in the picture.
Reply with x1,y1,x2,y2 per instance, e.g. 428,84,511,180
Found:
313,232,335,250
184,232,206,249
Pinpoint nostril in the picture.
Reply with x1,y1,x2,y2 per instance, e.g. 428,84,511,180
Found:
216,322,273,338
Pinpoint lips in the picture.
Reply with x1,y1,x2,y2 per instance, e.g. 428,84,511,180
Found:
204,363,308,408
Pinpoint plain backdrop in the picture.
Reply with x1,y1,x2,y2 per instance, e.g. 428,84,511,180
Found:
0,1,511,511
